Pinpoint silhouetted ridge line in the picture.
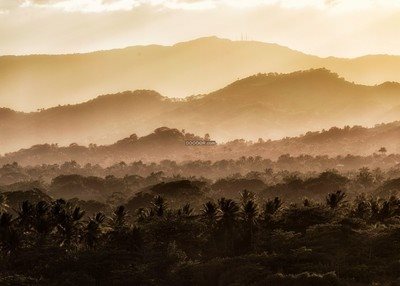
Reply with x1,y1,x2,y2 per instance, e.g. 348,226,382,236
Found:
3,36,400,111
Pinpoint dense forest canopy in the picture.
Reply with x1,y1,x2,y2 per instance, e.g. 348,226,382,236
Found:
3,184,400,285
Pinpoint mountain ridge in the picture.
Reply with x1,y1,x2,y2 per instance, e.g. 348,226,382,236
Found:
2,36,400,111
2,68,400,154
2,121,400,166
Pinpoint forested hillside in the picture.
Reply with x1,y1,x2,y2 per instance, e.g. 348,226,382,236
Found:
2,121,400,166
2,69,400,153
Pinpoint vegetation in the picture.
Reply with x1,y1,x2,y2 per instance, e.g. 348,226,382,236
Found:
2,121,400,166
2,68,400,155
1,163,400,284
3,37,400,286
2,188,400,285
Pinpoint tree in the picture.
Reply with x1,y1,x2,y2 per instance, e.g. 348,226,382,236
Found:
17,201,34,231
240,189,256,205
240,199,258,251
356,167,374,188
218,198,239,255
54,200,85,248
352,195,371,220
240,200,258,226
33,201,53,246
263,197,282,218
0,194,9,213
85,212,105,249
151,195,167,217
201,201,218,224
326,190,347,209
378,147,387,155
110,205,128,231
218,198,239,224
177,203,193,217
0,212,20,254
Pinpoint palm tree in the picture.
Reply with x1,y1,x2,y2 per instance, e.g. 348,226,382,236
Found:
33,201,54,246
0,194,9,213
17,201,34,231
151,195,167,217
201,201,218,224
55,203,85,248
303,198,313,207
356,167,374,188
240,199,258,251
378,200,393,221
85,212,105,249
241,200,258,225
218,198,239,255
326,190,347,209
0,212,20,254
137,208,151,222
51,199,68,221
110,205,128,231
177,203,193,217
352,196,371,220
218,198,239,224
263,197,282,217
240,189,255,205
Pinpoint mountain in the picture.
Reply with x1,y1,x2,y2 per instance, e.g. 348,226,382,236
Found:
1,68,400,153
2,36,400,111
2,122,400,166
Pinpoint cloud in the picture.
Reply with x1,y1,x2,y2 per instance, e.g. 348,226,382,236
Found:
16,0,400,13
20,0,217,12
21,0,141,13
2,0,400,57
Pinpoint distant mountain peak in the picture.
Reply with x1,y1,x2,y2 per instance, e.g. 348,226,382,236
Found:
378,81,400,89
182,36,223,42
222,68,344,91
88,90,165,103
173,36,232,48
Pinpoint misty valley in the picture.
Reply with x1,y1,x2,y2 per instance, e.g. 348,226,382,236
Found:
2,14,400,285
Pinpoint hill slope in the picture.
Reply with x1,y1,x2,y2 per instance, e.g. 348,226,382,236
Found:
2,122,400,166
2,37,400,111
1,68,400,153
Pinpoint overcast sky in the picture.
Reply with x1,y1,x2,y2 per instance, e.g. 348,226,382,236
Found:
1,0,400,57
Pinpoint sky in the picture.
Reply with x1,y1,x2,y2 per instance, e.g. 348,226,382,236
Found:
1,0,400,57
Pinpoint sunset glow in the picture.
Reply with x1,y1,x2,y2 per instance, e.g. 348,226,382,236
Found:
1,0,400,56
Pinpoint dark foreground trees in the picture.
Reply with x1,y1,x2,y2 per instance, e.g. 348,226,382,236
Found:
2,192,400,285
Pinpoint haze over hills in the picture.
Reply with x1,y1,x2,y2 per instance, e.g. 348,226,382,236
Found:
2,121,400,167
2,36,400,111
1,68,400,154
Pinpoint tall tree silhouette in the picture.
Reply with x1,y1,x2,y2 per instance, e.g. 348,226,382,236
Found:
218,198,239,256
326,190,347,209
85,212,105,249
240,199,258,252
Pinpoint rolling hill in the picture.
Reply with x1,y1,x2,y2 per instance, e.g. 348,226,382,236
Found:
2,36,400,111
1,68,400,153
2,121,400,166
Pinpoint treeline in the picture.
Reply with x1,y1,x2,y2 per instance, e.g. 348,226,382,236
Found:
1,153,400,185
2,191,400,285
2,122,400,166
3,167,400,213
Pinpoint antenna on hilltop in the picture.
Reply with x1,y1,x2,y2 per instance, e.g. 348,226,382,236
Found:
240,33,249,41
